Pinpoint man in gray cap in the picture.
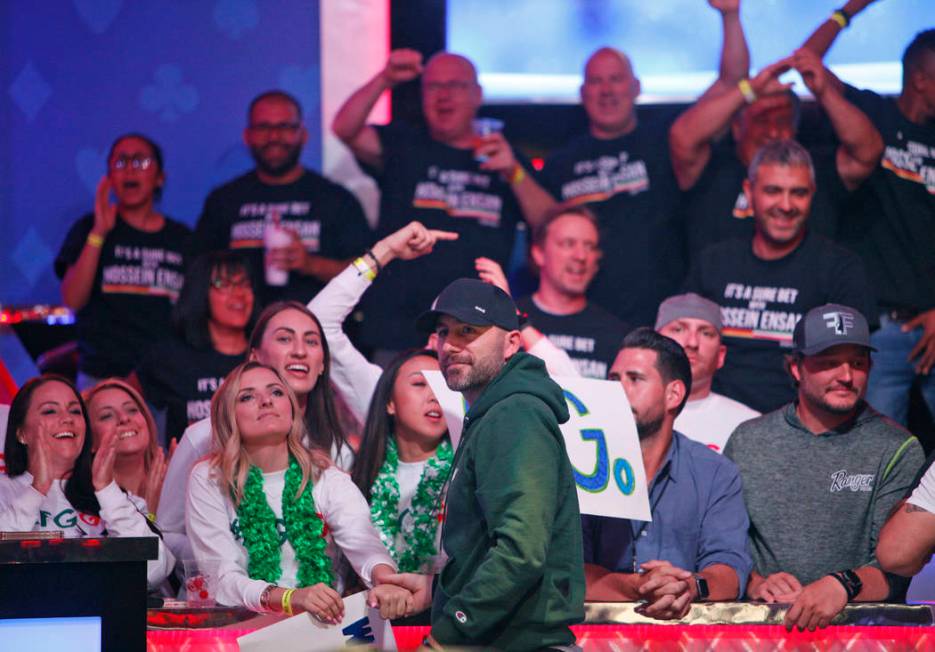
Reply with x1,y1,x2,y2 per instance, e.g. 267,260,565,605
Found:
413,278,585,651
656,292,759,453
725,303,923,631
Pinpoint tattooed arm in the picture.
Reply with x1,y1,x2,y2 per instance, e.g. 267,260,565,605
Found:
877,500,935,577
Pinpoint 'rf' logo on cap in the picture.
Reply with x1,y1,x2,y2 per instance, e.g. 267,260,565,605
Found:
823,311,854,335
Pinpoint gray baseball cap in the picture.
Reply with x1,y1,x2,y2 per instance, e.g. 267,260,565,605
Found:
793,303,876,355
655,293,723,331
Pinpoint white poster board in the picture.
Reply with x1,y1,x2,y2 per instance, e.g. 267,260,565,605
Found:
423,371,651,521
238,591,396,651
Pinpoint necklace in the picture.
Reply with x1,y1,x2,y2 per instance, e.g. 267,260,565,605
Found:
369,437,452,572
235,456,334,587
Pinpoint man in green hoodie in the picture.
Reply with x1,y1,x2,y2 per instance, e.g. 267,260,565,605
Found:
412,278,586,651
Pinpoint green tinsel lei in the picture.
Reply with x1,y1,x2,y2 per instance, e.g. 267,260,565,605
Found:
235,456,334,587
369,436,452,572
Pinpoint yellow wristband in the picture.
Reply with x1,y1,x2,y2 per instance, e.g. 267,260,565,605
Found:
830,10,849,28
281,588,296,616
86,233,105,249
508,164,526,186
737,78,757,105
352,257,376,282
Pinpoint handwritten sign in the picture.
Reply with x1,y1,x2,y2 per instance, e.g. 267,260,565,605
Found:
237,591,396,651
423,371,650,521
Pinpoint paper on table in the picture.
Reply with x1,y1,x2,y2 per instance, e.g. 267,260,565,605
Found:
237,591,396,651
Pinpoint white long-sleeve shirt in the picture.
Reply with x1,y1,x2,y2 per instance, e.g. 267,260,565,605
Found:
157,418,354,563
0,473,175,588
185,461,394,610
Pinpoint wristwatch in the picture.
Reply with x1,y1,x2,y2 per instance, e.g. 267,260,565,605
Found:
694,574,710,601
829,569,863,601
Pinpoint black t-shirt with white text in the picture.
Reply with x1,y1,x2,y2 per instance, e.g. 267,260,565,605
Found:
684,232,875,413
516,296,628,379
136,338,242,443
357,121,526,350
54,214,190,378
540,117,683,327
191,169,372,305
840,86,935,311
681,138,846,264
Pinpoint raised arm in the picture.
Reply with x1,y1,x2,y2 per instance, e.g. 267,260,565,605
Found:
331,49,423,171
669,58,793,190
698,0,750,101
308,221,459,422
61,178,116,310
802,0,878,58
791,47,883,189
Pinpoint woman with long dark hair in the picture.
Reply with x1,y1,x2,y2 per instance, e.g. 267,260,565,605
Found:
55,133,190,388
351,350,451,575
136,250,258,443
0,375,174,588
186,361,411,620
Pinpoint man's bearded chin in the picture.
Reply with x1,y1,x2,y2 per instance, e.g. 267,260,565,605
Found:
636,414,664,440
252,145,302,178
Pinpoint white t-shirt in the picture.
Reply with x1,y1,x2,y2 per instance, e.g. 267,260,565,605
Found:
0,473,174,587
908,463,935,513
674,391,760,454
185,461,394,610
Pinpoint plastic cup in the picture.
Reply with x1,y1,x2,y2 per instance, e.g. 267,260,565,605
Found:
183,558,218,607
264,219,291,286
472,117,504,162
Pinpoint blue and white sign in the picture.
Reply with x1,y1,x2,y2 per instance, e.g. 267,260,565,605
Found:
423,371,651,521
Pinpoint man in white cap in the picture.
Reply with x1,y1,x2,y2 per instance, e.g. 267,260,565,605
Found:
725,303,923,631
656,292,759,453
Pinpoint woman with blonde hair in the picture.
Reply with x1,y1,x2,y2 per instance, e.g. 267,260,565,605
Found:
186,361,411,621
84,378,168,516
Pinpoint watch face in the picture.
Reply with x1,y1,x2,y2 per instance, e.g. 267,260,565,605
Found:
695,575,710,600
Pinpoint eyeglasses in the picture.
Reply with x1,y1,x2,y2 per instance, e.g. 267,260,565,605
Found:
248,122,302,136
210,277,251,292
423,80,473,94
111,156,154,171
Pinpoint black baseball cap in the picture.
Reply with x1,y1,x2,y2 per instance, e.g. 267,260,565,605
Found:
793,303,876,355
416,278,520,333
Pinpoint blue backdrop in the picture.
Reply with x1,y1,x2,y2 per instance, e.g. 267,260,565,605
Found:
1,1,322,305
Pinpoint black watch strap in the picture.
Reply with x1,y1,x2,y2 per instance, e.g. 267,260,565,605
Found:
694,574,710,601
828,569,863,601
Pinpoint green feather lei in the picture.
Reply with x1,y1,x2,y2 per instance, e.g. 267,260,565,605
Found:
235,456,334,587
369,437,452,572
